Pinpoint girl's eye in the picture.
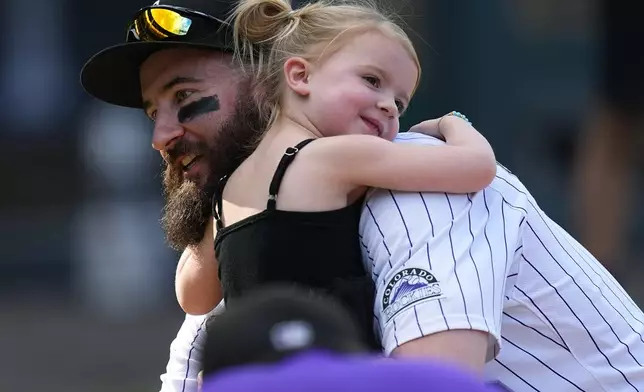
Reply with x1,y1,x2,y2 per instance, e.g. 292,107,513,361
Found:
363,75,380,87
395,100,405,114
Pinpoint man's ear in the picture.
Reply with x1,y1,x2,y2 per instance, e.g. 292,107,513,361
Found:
283,57,311,96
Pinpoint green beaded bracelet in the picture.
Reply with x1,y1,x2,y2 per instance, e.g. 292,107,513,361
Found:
445,110,471,124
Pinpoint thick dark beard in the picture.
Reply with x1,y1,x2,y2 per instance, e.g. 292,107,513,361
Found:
161,81,266,251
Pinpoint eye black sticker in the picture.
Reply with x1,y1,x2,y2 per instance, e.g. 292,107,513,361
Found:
178,95,220,123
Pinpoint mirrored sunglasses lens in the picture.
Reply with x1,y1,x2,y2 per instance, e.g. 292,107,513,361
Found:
134,8,193,40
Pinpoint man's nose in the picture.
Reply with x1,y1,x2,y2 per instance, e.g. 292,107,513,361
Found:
151,117,184,151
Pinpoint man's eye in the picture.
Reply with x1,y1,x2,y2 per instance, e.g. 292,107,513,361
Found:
175,90,194,102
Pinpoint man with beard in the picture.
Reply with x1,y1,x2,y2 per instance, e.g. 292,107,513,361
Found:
82,0,264,253
80,1,266,390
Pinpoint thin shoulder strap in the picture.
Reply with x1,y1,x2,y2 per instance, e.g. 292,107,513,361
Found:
212,175,230,230
267,138,315,210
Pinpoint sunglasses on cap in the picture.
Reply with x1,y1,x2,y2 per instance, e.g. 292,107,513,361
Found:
126,5,228,43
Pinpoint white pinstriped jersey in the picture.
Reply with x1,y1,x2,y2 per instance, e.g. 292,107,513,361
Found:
159,302,223,392
159,132,644,392
360,132,644,391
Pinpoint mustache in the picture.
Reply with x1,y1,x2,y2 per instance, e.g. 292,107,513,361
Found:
163,139,209,167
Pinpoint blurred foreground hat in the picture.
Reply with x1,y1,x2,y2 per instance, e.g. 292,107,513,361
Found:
202,284,370,376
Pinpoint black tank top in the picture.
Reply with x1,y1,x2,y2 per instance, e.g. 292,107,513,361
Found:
213,139,379,349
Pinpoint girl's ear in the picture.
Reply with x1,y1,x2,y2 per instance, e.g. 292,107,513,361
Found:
283,57,311,96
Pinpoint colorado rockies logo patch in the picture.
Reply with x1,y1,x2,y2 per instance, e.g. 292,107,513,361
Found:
382,268,444,322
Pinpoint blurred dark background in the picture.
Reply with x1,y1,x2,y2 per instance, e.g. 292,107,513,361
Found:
1,0,642,391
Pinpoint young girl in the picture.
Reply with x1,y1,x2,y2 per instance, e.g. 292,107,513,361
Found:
176,0,496,346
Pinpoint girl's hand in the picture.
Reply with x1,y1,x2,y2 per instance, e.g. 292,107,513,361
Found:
409,112,472,141
408,118,444,140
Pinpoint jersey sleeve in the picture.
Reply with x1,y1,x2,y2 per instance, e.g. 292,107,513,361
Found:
360,133,525,356
159,301,226,392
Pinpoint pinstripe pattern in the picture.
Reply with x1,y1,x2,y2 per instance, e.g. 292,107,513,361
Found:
160,133,644,392
361,132,644,391
159,302,226,392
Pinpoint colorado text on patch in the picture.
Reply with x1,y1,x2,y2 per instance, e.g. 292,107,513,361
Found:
382,267,445,322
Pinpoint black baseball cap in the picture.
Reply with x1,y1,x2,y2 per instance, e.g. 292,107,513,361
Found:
202,285,371,377
80,0,238,109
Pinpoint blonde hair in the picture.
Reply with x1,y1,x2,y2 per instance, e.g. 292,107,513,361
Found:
230,0,421,127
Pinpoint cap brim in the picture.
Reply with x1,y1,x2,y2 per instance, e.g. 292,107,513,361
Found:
80,41,218,109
